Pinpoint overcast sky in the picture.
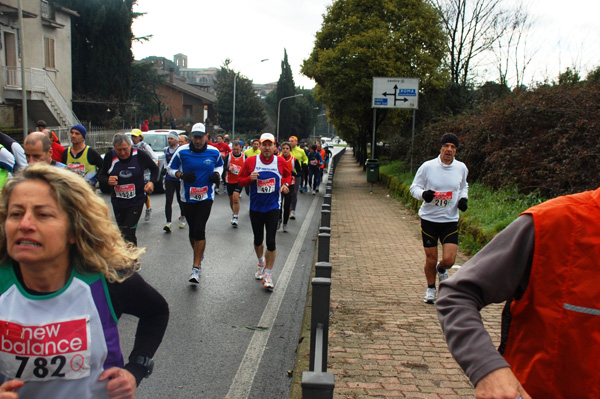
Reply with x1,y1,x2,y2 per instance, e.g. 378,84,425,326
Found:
131,0,599,88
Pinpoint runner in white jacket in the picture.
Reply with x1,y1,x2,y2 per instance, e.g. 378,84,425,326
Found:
410,133,468,304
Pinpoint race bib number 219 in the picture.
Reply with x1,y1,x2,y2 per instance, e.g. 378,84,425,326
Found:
0,317,91,381
434,191,453,207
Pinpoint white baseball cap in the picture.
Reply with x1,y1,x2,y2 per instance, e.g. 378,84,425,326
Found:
259,132,275,143
191,123,206,136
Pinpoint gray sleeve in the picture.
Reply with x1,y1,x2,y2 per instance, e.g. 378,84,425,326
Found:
436,214,535,386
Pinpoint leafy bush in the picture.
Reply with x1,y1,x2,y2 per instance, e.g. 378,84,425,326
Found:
409,80,600,198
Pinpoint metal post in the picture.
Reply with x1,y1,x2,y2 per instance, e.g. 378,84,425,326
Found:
320,210,331,228
315,262,332,278
318,232,330,263
410,108,416,174
232,59,268,138
371,108,376,159
319,226,331,235
17,0,28,138
324,194,332,206
276,94,303,143
301,370,334,399
309,277,331,371
232,74,237,137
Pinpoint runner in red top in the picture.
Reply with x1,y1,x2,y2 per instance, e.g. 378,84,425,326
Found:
213,135,231,195
223,141,245,227
238,133,292,290
278,142,301,232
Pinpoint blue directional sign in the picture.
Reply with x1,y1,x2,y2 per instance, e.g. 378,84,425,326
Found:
372,77,419,109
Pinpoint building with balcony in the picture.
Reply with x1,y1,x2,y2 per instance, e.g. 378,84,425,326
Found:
0,0,79,130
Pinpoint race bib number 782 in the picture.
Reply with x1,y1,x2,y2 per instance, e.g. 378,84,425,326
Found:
0,317,91,381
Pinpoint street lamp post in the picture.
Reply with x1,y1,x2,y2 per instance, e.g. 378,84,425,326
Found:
232,58,268,138
276,94,303,143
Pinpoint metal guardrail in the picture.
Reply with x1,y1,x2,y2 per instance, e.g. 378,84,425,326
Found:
301,148,345,398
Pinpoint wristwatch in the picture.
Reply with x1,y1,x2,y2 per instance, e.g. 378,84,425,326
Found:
284,183,289,188
129,355,154,378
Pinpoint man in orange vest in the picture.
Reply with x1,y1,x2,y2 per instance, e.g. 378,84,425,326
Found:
437,187,600,399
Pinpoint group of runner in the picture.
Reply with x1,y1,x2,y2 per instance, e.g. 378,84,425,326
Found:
14,122,330,293
112,125,328,292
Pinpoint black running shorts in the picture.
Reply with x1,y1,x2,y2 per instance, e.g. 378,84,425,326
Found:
421,219,459,247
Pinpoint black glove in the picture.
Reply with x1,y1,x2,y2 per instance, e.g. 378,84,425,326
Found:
209,172,220,184
458,198,468,212
181,172,196,183
422,190,435,203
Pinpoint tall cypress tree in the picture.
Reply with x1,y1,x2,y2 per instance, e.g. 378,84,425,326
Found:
276,49,297,138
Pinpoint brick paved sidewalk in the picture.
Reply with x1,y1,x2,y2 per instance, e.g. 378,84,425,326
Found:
326,152,503,398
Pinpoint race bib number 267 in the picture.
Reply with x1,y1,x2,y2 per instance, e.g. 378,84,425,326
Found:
0,317,91,381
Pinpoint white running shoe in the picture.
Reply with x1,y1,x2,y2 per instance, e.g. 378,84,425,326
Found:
290,210,296,220
282,224,287,232
437,262,449,283
423,287,436,304
231,215,239,228
145,207,152,221
163,223,172,233
178,216,186,229
255,262,265,280
262,273,274,290
189,267,201,284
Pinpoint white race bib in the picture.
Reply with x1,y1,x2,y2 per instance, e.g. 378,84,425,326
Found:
68,163,86,177
257,178,276,194
0,317,92,381
190,186,208,201
433,191,453,207
114,183,136,199
229,164,241,175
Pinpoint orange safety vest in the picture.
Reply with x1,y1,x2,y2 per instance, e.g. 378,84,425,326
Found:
319,149,326,169
503,187,600,398
225,153,245,184
283,154,297,186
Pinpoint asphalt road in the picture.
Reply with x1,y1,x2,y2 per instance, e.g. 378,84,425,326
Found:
101,164,330,399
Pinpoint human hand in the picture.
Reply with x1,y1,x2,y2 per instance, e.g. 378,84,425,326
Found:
458,197,468,211
250,171,259,181
422,190,435,203
474,368,531,399
209,172,220,184
99,367,137,399
144,181,154,194
0,380,24,398
108,176,118,186
281,184,289,194
181,172,196,183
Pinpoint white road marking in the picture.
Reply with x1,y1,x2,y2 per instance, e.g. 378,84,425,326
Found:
226,194,320,399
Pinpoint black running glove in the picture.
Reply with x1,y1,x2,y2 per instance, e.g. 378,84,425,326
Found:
209,172,220,184
422,190,435,203
181,172,196,183
458,198,468,212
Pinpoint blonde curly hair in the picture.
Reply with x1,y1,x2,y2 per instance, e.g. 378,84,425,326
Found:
0,163,144,282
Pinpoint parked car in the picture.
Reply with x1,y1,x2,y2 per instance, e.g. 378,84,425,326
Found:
99,129,186,194
321,137,334,147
